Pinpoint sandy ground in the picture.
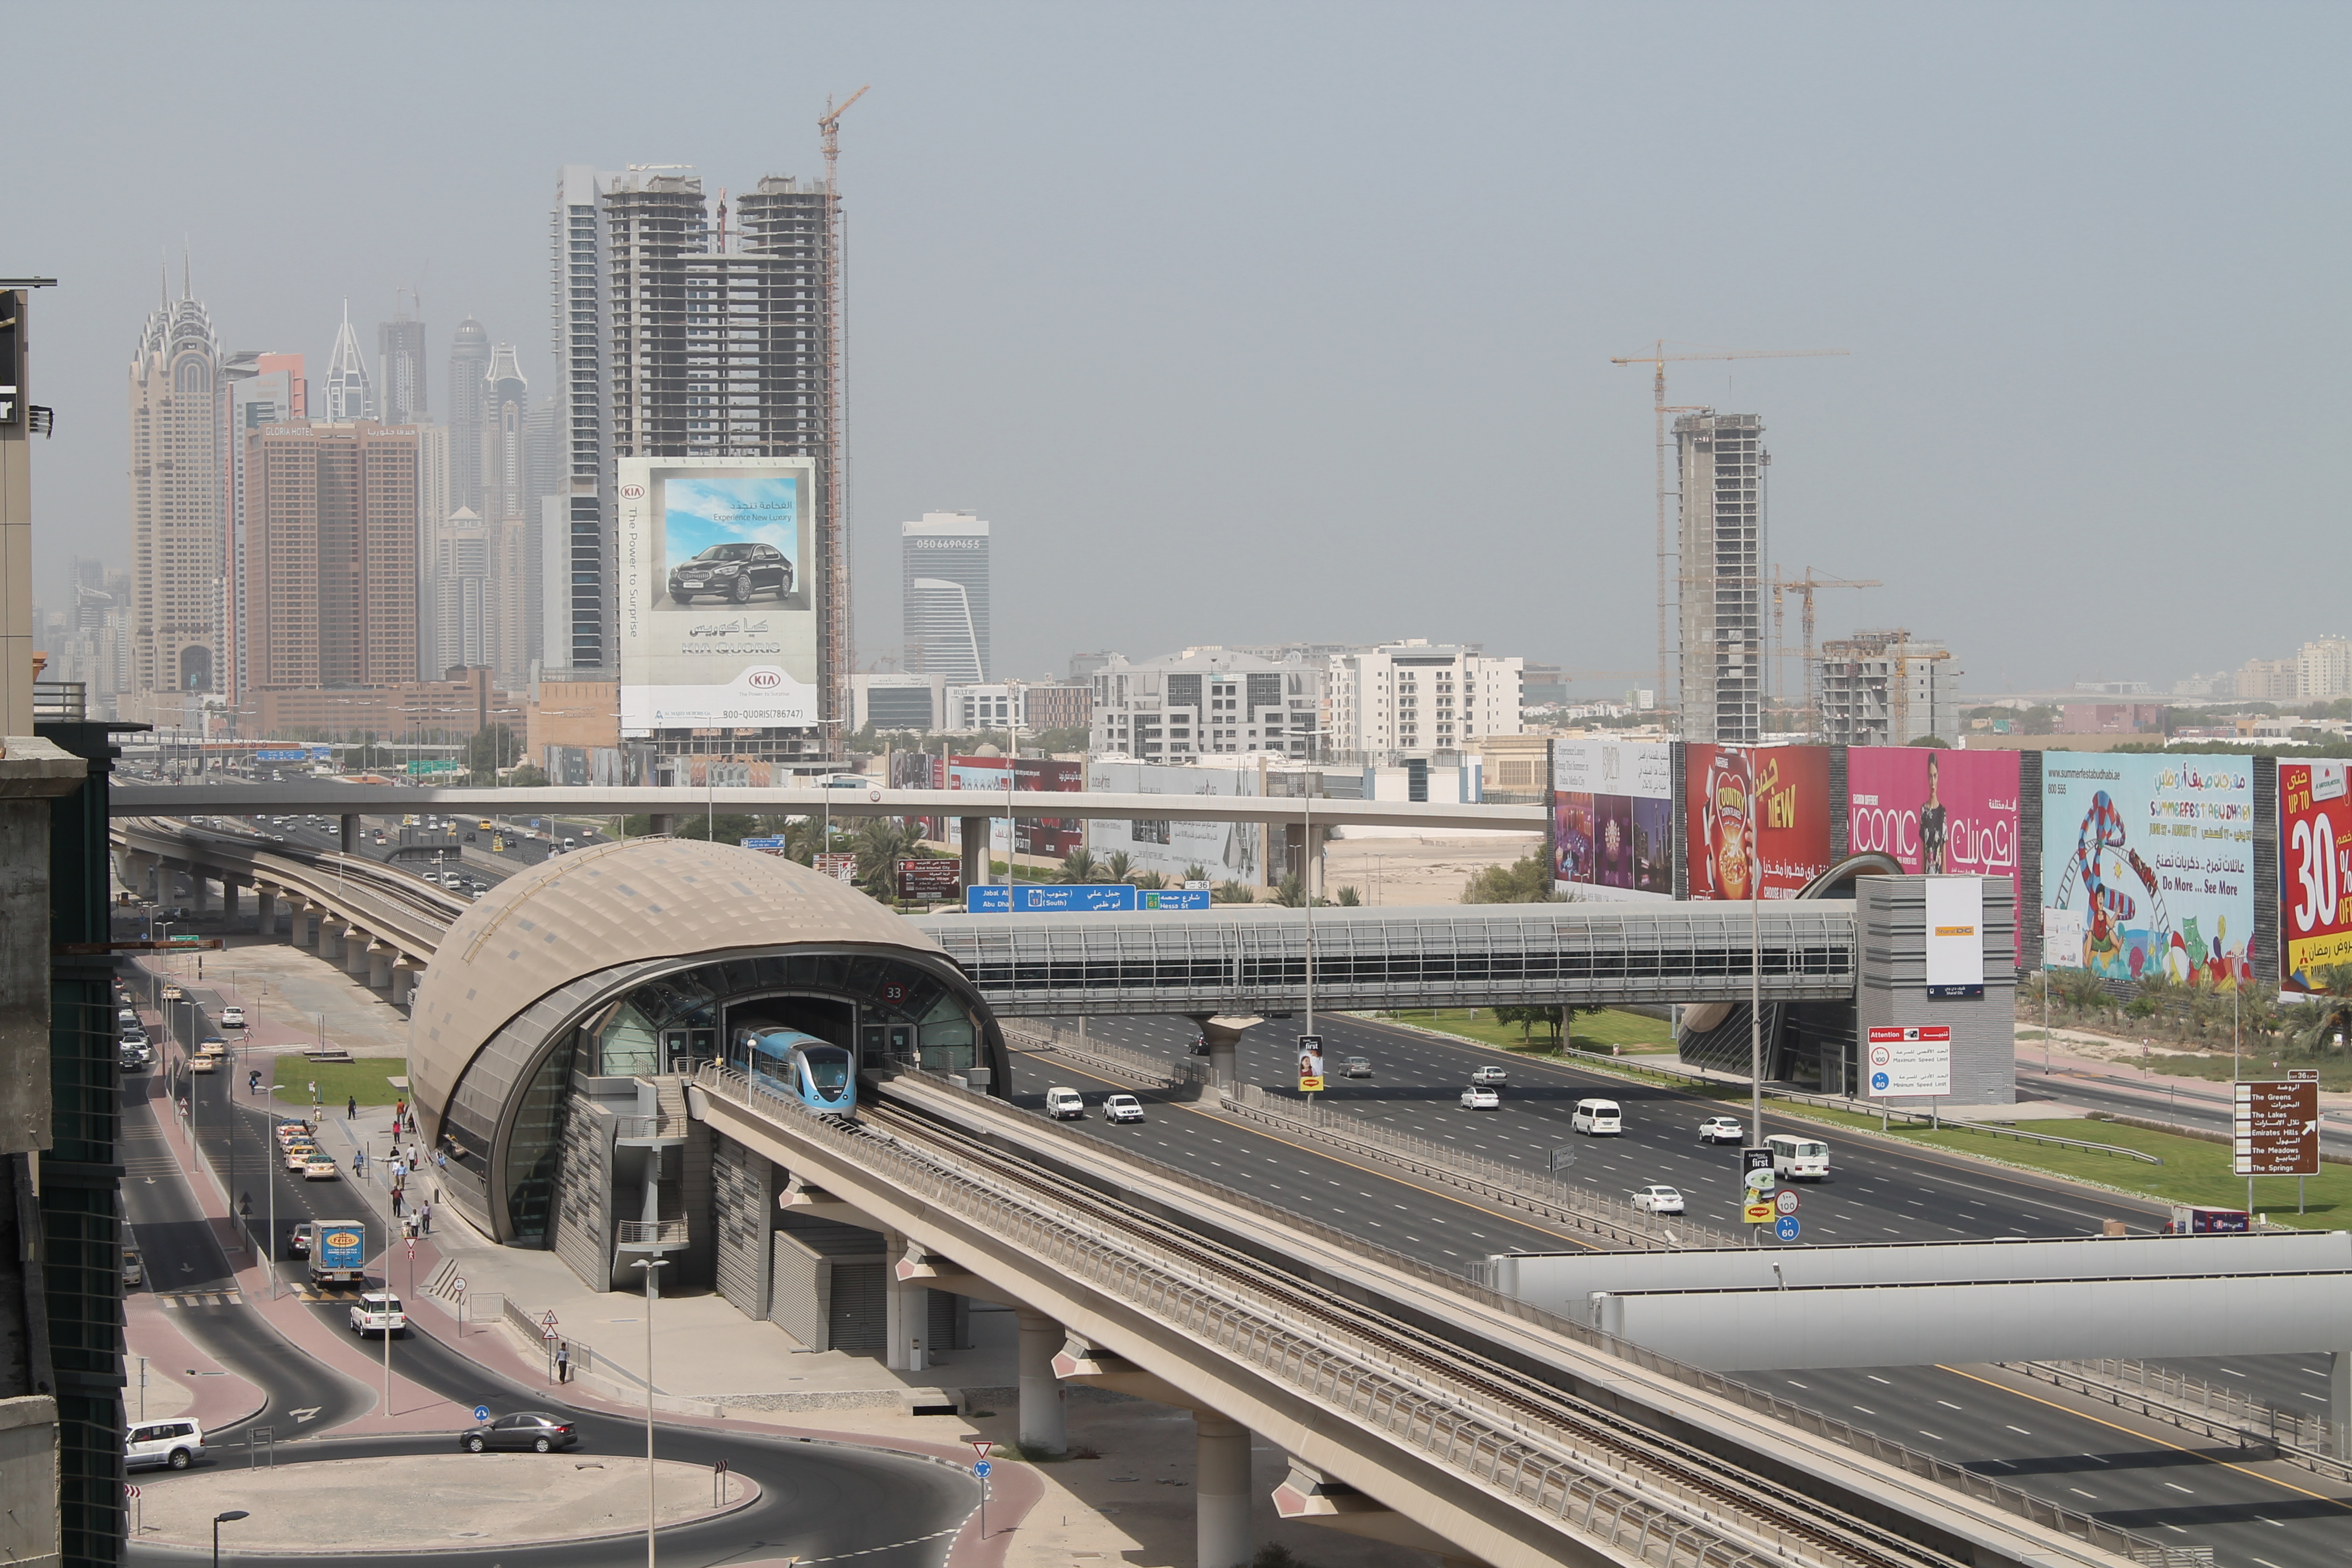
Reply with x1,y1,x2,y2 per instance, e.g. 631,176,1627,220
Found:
1322,831,1543,907
133,1453,752,1553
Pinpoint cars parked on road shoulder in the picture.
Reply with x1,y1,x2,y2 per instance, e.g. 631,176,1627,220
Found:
1103,1093,1145,1123
126,1419,205,1471
1630,1185,1685,1215
1698,1115,1745,1144
1460,1086,1501,1110
460,1412,579,1454
349,1293,407,1337
1571,1098,1623,1135
1043,1087,1085,1119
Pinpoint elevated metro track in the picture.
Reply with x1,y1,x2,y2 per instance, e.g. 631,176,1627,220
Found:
113,818,456,963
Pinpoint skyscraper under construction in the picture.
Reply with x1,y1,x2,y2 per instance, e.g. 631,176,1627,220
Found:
1675,411,1767,745
551,164,846,766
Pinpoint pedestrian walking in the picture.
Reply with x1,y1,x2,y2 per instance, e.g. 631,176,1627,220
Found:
391,1190,405,1218
355,1147,367,1178
418,1202,432,1237
346,1095,356,1121
556,1342,571,1384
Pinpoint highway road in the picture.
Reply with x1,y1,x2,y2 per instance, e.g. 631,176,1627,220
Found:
1745,1362,2352,1568
124,1006,976,1568
2019,1061,2352,1159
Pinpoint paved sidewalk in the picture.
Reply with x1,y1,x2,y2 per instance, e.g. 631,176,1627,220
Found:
122,1292,265,1433
2019,1035,2352,1123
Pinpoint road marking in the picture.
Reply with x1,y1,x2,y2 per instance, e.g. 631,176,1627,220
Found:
2069,1488,2097,1499
1934,1365,2352,1509
290,1407,320,1423
2162,1483,2195,1494
1917,1430,1943,1441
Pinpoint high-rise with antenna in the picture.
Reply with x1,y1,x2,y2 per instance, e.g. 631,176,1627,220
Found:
818,85,868,748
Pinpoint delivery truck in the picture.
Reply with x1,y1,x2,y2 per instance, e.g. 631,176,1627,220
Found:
308,1219,369,1287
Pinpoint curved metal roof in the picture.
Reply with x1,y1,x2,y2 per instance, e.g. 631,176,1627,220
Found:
409,836,945,1120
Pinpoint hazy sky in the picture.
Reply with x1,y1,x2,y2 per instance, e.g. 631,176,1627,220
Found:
9,2,2344,697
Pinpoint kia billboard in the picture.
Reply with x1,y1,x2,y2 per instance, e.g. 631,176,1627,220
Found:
2280,759,2352,992
1550,738,1674,901
1684,745,1833,901
2040,753,2252,986
617,456,819,733
1847,747,2023,958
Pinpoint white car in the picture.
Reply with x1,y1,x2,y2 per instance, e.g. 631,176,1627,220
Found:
1103,1093,1145,1123
1698,1116,1745,1144
349,1293,407,1337
1342,1057,1373,1078
1469,1065,1508,1085
125,1418,206,1472
1460,1086,1501,1110
1630,1185,1686,1215
302,1155,339,1181
220,1005,246,1028
1043,1087,1085,1120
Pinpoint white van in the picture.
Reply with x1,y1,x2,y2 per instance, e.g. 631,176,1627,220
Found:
1571,1098,1623,1136
1044,1087,1085,1120
126,1418,205,1471
1768,1133,1831,1181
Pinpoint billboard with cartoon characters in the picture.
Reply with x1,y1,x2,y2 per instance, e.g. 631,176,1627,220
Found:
2039,753,2252,987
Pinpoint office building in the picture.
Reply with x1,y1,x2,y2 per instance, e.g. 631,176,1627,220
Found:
220,351,306,703
413,422,450,678
946,682,1019,732
127,277,224,700
1816,631,1959,747
426,507,493,673
323,300,373,421
1090,647,1325,761
1022,682,1091,733
377,306,427,426
1674,411,1767,744
554,166,846,732
242,421,419,691
484,342,532,687
447,316,492,519
852,671,948,733
1324,641,1523,762
902,513,990,682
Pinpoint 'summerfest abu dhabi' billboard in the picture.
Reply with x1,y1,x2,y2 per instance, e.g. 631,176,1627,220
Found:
618,456,819,734
1847,747,2023,958
1550,738,1674,901
2040,753,2253,987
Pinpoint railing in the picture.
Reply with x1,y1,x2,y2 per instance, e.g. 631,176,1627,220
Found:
699,1061,1826,1568
32,681,86,720
864,1064,2209,1568
1221,1083,1745,1250
617,1218,689,1248
1003,1021,1212,1091
2001,1360,2349,1480
612,1114,685,1141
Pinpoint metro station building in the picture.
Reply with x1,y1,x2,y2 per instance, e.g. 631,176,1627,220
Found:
411,839,1010,1317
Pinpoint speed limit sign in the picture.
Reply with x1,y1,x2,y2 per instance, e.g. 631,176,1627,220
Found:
1774,1189,1800,1217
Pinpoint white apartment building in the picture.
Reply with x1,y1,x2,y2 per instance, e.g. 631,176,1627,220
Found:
1323,642,1523,761
1815,633,1961,746
1088,648,1324,761
946,682,1020,732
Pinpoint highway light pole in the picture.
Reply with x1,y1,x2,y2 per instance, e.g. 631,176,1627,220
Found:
633,1254,670,1568
265,1086,284,1299
212,1509,248,1567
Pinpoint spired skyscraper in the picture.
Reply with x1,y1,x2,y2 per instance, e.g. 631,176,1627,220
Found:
127,272,223,704
323,301,373,421
377,297,427,426
447,317,491,518
901,512,991,684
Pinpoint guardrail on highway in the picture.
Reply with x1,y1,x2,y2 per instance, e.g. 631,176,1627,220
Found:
1003,1021,1213,1091
1219,1084,1746,1250
2001,1359,2351,1482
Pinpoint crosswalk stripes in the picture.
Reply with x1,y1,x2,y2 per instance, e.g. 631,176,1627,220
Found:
154,1292,244,1309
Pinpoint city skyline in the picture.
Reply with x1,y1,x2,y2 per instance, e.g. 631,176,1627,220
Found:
9,3,2348,699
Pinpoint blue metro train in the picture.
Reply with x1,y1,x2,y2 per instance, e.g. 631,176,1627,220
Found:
744,1027,857,1114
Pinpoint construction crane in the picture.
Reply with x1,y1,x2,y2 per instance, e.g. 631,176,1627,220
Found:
817,85,870,758
1770,568,1879,736
1892,637,1952,748
1609,344,1849,729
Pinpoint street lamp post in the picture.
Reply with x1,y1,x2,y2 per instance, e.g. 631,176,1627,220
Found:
213,1509,249,1566
1747,760,1763,1150
631,1255,670,1568
264,1085,285,1299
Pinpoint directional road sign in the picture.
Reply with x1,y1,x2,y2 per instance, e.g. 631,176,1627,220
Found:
974,1459,992,1478
1773,1189,1800,1217
1774,1215,1801,1242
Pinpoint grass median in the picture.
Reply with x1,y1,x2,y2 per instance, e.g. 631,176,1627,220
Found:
1384,1011,2346,1228
271,1057,408,1110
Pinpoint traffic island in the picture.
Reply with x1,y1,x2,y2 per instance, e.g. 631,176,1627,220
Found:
130,1452,756,1554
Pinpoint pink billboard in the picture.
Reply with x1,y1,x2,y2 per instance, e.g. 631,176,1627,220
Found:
1846,748,2023,957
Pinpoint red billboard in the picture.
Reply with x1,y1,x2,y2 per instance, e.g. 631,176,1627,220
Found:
950,755,1086,860
1685,745,1833,901
1847,747,2023,958
2280,760,2352,992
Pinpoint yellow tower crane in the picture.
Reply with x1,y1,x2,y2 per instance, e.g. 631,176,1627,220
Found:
1771,569,1879,737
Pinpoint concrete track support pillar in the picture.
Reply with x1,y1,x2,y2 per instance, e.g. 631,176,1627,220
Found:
1194,1414,1252,1568
190,875,210,915
1016,1308,1068,1457
366,945,393,989
286,902,313,949
340,814,359,854
960,818,989,894
391,962,422,1009
253,886,277,938
1189,1014,1261,1096
220,880,240,922
343,930,373,977
315,919,346,963
647,814,674,836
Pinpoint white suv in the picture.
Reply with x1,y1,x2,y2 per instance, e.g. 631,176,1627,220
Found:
350,1292,407,1337
1469,1065,1508,1085
126,1419,205,1471
1103,1093,1144,1123
220,1005,246,1028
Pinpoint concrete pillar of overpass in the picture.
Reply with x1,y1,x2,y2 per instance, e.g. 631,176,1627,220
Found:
366,944,393,989
1194,1414,1253,1568
220,879,241,923
960,818,990,892
647,813,674,836
314,917,346,962
880,1229,928,1373
1015,1308,1068,1457
391,960,422,1008
2331,1348,2349,1460
343,930,374,977
339,814,359,854
253,886,277,939
1283,820,1307,886
1189,1014,1260,1096
190,874,210,915
285,901,311,948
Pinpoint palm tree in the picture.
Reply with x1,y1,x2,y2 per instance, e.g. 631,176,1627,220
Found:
1212,879,1254,904
1183,864,1210,885
1272,874,1306,908
852,818,923,901
1335,885,1362,906
1059,848,1101,884
1101,852,1135,884
2289,965,2352,1054
1131,870,1169,891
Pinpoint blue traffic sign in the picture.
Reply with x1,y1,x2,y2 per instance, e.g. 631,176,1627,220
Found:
254,748,307,762
966,884,1211,913
1773,1215,1801,1243
1870,1071,1891,1092
973,1458,992,1478
473,1404,490,1423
